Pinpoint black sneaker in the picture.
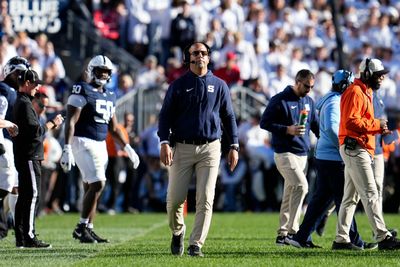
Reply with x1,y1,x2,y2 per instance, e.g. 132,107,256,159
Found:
170,230,185,256
188,245,204,257
389,229,398,238
24,236,52,248
284,234,294,245
363,242,378,250
88,229,109,243
16,240,24,248
332,241,363,250
288,238,322,249
72,223,97,243
276,235,286,246
378,235,400,250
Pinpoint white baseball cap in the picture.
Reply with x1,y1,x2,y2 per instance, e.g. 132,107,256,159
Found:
359,58,390,76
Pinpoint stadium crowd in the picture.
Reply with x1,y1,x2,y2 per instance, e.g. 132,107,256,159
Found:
0,0,400,225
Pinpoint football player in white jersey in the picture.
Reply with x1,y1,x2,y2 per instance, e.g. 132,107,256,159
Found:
61,55,140,243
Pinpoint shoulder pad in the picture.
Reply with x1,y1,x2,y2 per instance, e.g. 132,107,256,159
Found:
0,82,9,97
71,82,91,96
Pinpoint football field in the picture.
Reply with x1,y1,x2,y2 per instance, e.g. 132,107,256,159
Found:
1,212,400,266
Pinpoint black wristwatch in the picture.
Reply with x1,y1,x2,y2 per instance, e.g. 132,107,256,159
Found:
230,145,240,152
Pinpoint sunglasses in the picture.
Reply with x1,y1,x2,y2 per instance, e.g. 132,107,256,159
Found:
190,50,209,56
300,82,314,89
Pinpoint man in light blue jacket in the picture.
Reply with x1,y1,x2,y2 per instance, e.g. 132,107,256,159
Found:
288,70,376,249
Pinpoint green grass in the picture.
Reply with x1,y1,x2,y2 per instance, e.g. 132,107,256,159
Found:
1,212,400,266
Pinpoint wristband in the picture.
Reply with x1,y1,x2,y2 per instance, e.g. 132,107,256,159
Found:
49,119,57,129
230,145,240,152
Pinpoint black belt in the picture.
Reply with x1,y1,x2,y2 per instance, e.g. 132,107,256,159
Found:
176,139,216,145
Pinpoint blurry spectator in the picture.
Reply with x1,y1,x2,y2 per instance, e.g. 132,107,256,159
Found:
139,115,165,211
244,112,274,210
207,18,225,51
121,112,141,212
265,41,290,72
218,31,258,85
366,13,394,49
214,51,242,87
219,154,247,212
100,123,129,214
165,57,185,84
39,69,63,111
267,64,294,99
143,0,169,62
288,47,310,78
170,0,196,52
190,0,211,42
93,0,126,43
34,33,48,58
116,73,135,98
213,0,244,33
125,0,151,61
135,55,166,90
40,41,66,80
15,31,38,56
243,3,269,54
0,0,14,37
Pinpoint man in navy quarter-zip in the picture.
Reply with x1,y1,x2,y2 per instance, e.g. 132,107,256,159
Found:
158,42,239,257
260,69,319,246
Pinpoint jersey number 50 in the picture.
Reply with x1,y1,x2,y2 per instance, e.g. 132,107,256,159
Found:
95,99,114,123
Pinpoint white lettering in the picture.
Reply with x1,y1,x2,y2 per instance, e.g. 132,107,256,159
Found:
8,0,61,33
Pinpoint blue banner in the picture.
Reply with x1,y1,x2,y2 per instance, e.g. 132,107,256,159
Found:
7,0,70,33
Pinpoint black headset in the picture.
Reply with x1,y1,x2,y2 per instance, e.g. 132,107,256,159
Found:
363,58,372,80
332,70,353,94
182,42,211,65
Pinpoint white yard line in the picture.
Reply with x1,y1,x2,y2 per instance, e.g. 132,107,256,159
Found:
131,219,168,239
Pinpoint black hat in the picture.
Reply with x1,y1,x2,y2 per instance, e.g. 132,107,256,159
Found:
18,69,44,85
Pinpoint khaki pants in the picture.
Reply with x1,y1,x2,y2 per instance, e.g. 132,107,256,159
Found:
166,140,221,248
274,152,308,236
336,145,390,243
373,153,385,207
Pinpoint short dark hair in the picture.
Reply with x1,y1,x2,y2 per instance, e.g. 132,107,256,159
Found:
295,69,314,83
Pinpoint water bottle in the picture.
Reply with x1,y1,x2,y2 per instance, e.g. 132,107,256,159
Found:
299,109,308,126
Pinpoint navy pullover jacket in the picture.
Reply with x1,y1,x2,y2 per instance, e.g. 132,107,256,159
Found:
158,70,238,145
260,86,319,155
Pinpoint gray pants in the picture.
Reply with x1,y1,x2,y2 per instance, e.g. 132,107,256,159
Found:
166,140,221,248
274,152,308,236
336,145,390,243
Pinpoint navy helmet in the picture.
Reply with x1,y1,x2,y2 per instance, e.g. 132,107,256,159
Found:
332,69,354,94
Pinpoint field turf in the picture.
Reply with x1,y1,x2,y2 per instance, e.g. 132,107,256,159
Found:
1,212,400,266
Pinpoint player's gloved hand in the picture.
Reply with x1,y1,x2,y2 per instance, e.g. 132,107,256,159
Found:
60,144,75,172
124,144,140,169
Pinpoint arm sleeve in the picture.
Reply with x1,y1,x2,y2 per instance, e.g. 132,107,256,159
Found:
260,97,287,135
219,82,238,145
158,83,176,142
324,99,340,149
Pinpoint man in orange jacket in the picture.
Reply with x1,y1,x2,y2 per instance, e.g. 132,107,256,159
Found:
333,58,400,250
